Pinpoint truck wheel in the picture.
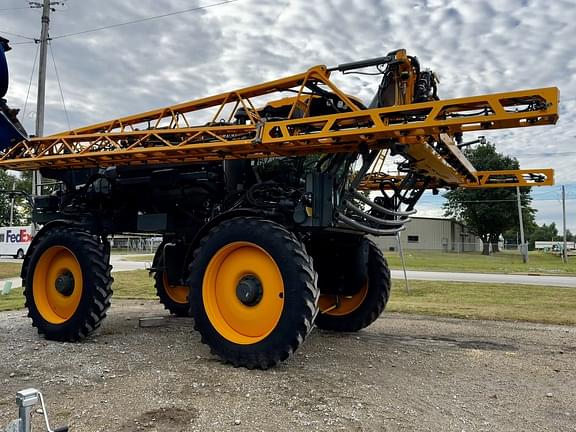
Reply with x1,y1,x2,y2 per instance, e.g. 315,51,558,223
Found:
154,270,190,317
189,217,319,369
316,240,390,332
15,248,24,259
22,226,113,341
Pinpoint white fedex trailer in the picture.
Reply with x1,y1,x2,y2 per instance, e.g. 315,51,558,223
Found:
0,226,32,258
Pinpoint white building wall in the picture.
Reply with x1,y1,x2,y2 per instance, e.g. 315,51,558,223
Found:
371,217,482,252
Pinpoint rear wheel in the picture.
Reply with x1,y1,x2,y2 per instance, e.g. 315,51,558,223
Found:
189,217,318,369
316,240,390,332
23,226,113,341
153,257,190,317
152,242,191,316
15,248,24,259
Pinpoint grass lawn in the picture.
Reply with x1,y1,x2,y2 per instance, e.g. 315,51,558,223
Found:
388,279,576,325
385,249,576,275
2,269,575,325
112,270,157,299
0,262,22,279
0,270,158,312
120,255,154,263
0,288,25,311
119,250,576,274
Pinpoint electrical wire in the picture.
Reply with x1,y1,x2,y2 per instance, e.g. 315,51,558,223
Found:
519,152,576,157
51,0,240,40
0,29,35,40
48,40,71,130
0,7,31,11
22,42,40,124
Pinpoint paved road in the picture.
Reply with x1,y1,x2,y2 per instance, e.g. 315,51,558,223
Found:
2,256,575,288
391,269,576,288
0,255,148,270
0,255,149,289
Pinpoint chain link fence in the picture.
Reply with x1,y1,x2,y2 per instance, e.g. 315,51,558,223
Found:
110,235,162,254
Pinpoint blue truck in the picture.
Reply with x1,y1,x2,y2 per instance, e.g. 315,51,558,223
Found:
0,37,27,150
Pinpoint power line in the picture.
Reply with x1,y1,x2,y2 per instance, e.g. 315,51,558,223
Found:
22,43,40,123
519,152,576,157
0,30,35,40
0,7,32,11
51,0,240,40
48,40,71,130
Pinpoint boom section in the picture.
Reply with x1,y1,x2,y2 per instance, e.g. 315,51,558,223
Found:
0,64,558,189
361,168,555,191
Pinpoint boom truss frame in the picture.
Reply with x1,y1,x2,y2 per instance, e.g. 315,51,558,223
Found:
0,61,559,189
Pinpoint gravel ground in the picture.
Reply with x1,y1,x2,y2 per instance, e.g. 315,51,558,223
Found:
0,300,574,432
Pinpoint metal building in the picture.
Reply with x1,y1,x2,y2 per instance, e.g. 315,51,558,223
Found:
372,217,482,252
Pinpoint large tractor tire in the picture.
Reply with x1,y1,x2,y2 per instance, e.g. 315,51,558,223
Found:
189,217,319,369
316,240,390,332
153,245,190,317
22,226,113,341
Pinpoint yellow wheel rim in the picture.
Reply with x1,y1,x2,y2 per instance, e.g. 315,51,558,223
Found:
319,282,368,316
202,241,284,345
32,246,83,324
162,272,189,304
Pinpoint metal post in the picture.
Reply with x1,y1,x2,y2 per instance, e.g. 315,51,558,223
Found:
516,186,528,263
9,180,15,225
396,232,410,294
32,0,51,197
562,185,568,263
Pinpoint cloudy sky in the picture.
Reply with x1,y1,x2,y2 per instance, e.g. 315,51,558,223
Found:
1,0,575,232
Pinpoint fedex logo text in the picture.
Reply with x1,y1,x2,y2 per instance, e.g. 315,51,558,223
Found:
6,229,32,243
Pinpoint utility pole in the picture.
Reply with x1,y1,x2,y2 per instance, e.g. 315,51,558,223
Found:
30,0,52,197
562,185,568,263
516,186,528,263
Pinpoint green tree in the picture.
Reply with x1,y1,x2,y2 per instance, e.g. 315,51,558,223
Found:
443,143,536,255
528,222,564,246
0,170,32,226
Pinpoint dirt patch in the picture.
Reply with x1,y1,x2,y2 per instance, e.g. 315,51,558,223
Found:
119,407,198,432
0,300,575,432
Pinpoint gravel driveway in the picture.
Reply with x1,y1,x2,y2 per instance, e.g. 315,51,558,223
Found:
1,301,574,432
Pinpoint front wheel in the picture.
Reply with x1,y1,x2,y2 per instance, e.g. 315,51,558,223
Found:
23,226,113,341
189,217,319,369
316,240,390,332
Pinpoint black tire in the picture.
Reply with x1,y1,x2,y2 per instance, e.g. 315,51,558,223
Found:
316,240,390,332
22,226,113,341
15,248,24,259
154,269,191,317
189,217,319,369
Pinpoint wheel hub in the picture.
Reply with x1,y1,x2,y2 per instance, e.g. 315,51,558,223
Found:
236,275,263,306
55,271,75,297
